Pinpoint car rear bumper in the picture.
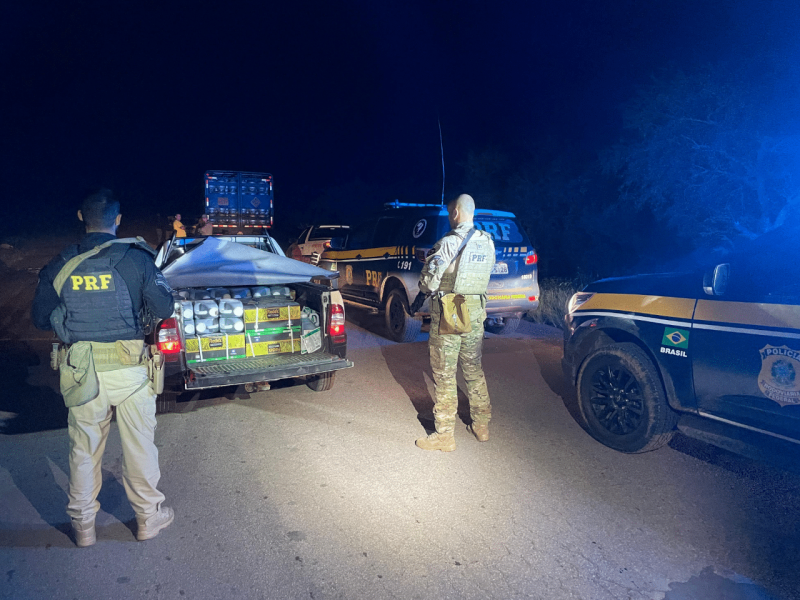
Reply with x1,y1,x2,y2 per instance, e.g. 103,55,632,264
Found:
485,296,539,316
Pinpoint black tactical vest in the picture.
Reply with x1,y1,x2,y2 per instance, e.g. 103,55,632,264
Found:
52,244,142,344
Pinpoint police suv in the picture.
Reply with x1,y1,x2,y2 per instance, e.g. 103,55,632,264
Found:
320,202,539,342
562,226,800,459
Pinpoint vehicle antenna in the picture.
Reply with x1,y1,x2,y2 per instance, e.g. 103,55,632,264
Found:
438,116,445,206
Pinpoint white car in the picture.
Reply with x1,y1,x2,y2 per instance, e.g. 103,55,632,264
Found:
291,225,349,265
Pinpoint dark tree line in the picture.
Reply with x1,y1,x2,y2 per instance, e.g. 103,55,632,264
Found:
460,55,800,278
299,54,800,280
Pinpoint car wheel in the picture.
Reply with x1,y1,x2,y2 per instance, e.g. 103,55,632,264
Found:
384,288,422,343
577,342,677,453
484,315,521,335
156,391,178,414
307,371,336,391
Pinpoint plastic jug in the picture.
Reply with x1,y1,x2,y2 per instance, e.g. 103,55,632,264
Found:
194,300,220,318
179,301,194,320
220,317,244,332
194,318,219,334
219,299,244,317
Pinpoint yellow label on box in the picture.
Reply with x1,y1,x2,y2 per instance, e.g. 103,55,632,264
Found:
244,305,301,324
185,335,246,352
245,339,301,356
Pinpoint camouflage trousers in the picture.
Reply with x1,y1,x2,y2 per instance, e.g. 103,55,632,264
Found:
428,294,492,434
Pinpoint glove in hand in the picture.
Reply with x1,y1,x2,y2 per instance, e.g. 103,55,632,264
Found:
409,292,426,316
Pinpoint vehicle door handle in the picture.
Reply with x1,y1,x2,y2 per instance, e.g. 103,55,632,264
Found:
356,254,362,259
383,253,390,259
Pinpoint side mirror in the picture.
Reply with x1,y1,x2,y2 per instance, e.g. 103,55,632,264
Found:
703,263,730,296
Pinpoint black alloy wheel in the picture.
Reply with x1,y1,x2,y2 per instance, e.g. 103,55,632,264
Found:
577,342,677,453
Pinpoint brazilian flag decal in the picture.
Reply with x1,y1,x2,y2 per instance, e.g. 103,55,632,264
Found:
662,327,690,349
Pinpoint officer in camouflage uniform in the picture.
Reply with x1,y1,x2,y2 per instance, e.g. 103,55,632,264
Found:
416,194,495,451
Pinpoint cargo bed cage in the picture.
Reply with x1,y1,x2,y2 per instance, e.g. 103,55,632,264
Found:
184,352,353,390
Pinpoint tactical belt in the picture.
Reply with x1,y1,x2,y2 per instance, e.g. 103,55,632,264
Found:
62,340,146,366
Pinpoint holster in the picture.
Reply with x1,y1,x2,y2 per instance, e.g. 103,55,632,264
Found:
147,346,165,395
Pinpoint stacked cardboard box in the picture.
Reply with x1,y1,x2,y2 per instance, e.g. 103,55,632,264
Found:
185,334,247,364
242,297,302,356
183,296,310,363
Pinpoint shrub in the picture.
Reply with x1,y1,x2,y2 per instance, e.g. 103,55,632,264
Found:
528,276,589,330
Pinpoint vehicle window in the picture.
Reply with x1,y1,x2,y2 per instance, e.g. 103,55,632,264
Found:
309,226,348,241
474,217,530,246
407,215,449,246
348,220,377,250
726,254,800,303
372,217,405,246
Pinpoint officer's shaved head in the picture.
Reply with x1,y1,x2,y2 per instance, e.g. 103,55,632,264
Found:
79,189,121,232
448,193,475,226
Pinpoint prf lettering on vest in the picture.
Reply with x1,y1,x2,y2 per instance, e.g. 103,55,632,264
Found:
71,273,115,291
366,270,383,288
470,254,486,262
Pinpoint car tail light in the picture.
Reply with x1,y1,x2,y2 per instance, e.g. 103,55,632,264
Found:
528,296,537,302
324,241,331,249
525,252,538,265
328,303,346,343
157,317,182,358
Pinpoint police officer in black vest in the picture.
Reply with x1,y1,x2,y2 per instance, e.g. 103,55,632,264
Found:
32,189,175,546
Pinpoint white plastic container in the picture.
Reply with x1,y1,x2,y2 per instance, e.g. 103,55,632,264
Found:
219,317,245,332
229,287,252,299
194,318,219,334
219,299,244,317
179,301,194,320
208,288,230,299
251,286,270,298
194,300,220,318
270,286,291,297
184,321,196,336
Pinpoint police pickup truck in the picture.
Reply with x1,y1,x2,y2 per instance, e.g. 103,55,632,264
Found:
149,234,352,412
562,226,800,461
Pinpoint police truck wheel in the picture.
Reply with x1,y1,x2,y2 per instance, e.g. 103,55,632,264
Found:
384,289,422,343
156,391,178,414
307,372,336,391
485,315,521,335
577,343,677,453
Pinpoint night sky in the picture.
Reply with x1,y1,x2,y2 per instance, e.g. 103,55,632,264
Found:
4,0,799,237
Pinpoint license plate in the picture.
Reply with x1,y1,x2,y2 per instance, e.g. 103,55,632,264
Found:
492,262,508,275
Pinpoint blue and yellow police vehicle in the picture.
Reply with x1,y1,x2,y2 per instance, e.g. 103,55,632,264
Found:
562,226,800,458
320,202,539,342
